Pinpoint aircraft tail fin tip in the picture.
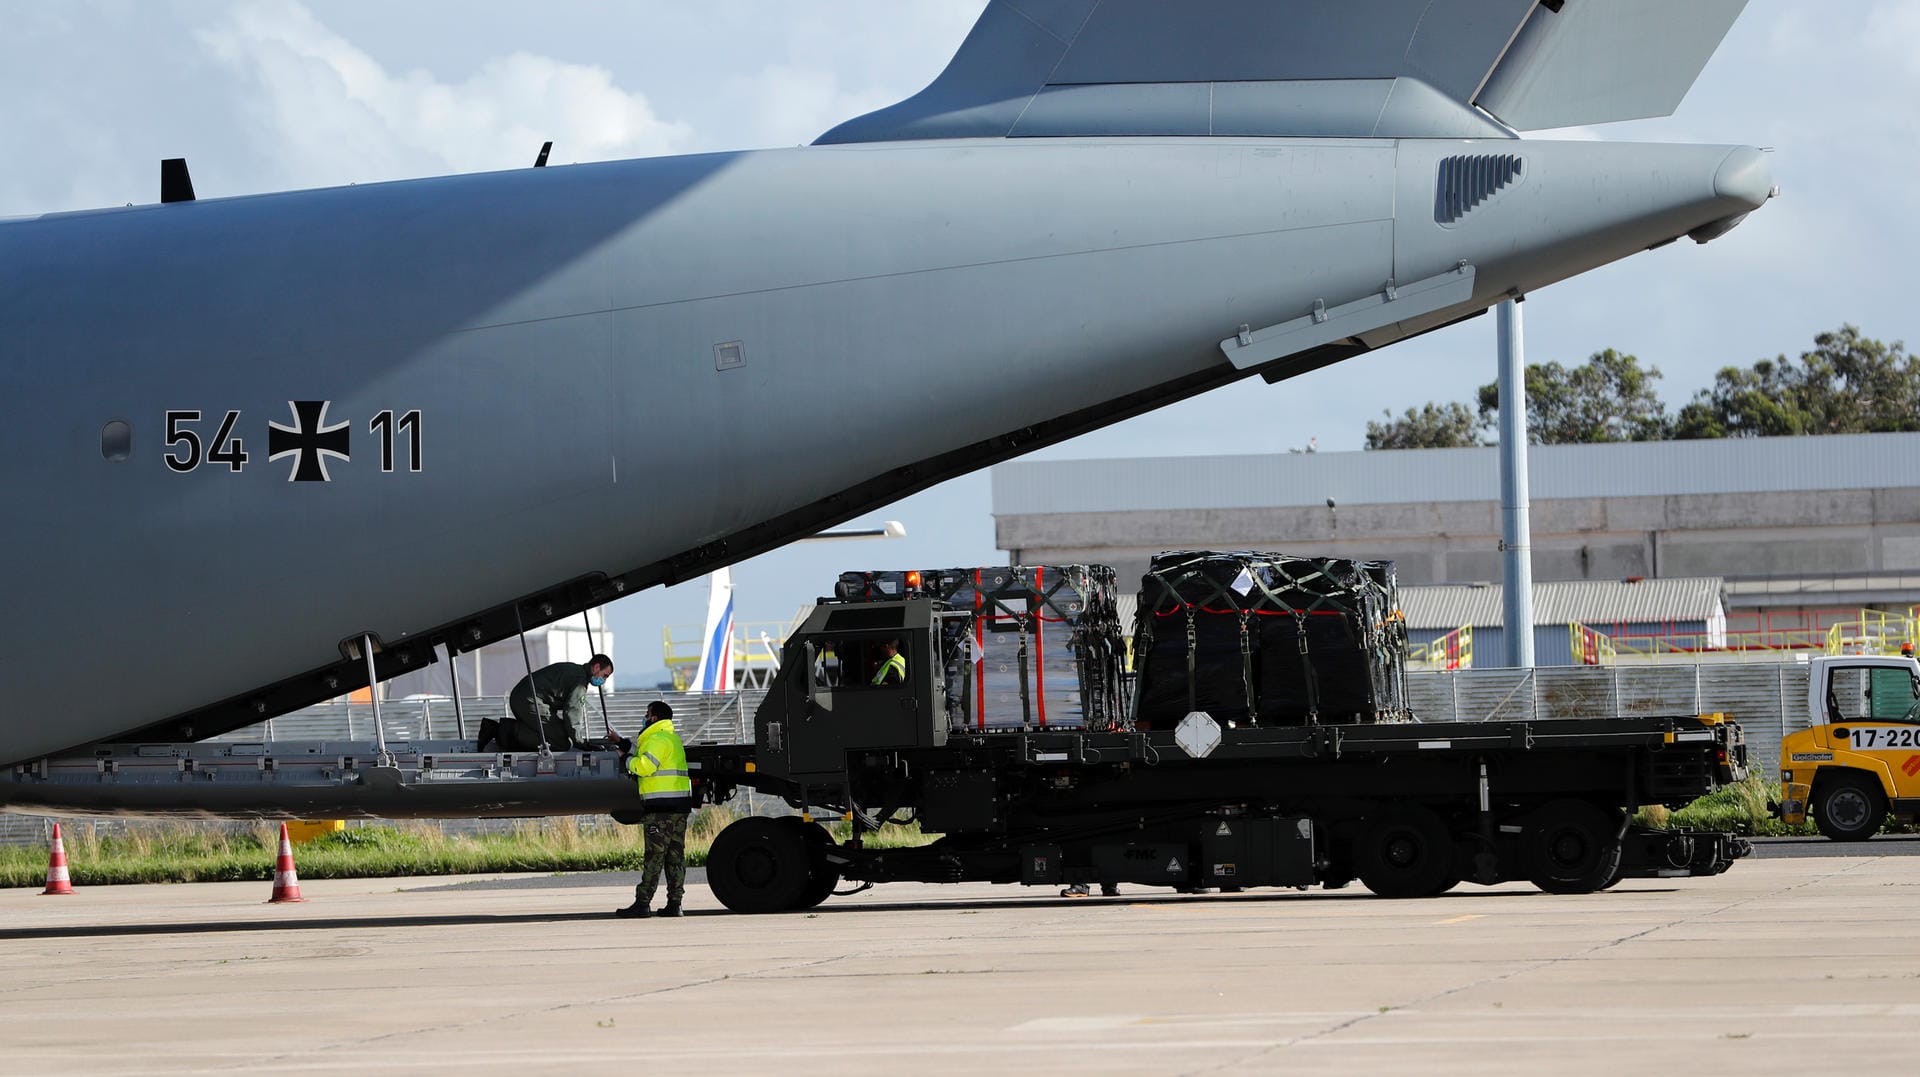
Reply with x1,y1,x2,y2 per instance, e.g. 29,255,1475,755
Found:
817,0,1747,145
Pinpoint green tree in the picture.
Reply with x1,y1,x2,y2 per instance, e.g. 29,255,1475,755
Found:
1475,349,1670,445
1364,401,1484,450
1672,325,1920,438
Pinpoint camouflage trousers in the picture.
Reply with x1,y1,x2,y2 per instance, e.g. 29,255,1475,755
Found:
637,811,689,907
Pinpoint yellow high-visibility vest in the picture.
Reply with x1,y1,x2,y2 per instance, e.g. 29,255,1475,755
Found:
871,652,907,686
627,719,691,805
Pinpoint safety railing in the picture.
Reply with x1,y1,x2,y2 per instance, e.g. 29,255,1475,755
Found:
1569,622,1615,666
1569,615,1920,665
1823,607,1919,656
1409,624,1473,670
661,620,801,689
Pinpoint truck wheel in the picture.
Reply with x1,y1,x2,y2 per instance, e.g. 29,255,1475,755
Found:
1523,799,1624,894
1356,806,1454,899
779,817,841,910
707,817,810,913
1814,773,1886,842
1598,862,1626,890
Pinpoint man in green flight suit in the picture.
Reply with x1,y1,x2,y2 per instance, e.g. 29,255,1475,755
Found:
617,700,694,918
499,654,612,751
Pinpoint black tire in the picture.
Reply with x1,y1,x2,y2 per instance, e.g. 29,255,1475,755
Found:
1356,806,1455,899
1814,772,1887,842
707,817,811,913
1523,799,1624,894
780,817,841,910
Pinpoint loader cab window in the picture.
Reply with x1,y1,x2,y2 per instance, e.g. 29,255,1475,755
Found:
1871,667,1920,722
839,636,907,690
1826,666,1920,724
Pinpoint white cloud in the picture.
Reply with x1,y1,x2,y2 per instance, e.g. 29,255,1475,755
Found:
195,0,692,189
1861,1,1920,75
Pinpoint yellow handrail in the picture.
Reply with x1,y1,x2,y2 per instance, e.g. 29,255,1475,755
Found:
1569,622,1616,666
1825,607,1919,656
1573,609,1920,665
1410,624,1473,670
661,620,798,689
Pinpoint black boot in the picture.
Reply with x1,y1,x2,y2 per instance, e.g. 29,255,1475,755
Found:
616,899,653,919
660,902,683,917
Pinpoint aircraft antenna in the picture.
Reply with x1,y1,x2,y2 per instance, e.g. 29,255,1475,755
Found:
160,158,195,203
532,141,552,168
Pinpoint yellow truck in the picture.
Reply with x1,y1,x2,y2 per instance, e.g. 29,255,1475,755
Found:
1776,654,1920,840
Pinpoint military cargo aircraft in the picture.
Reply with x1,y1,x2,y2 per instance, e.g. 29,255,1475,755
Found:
0,0,1768,770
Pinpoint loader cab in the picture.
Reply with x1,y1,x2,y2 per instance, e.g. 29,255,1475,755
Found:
1808,656,1920,729
753,598,947,784
1778,655,1920,840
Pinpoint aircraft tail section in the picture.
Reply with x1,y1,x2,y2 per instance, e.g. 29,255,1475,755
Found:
816,0,1746,145
690,569,735,693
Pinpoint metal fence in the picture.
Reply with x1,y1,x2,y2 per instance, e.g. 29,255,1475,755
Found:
1403,662,1805,773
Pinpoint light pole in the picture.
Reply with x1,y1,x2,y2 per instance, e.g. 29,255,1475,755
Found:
1496,299,1535,668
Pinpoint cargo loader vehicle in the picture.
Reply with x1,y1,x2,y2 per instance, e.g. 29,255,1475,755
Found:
1774,654,1920,840
688,553,1751,913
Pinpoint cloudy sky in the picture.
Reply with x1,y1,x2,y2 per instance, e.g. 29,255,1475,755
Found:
5,2,1913,681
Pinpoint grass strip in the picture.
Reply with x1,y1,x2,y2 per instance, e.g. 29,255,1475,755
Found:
0,809,933,888
16,776,1900,888
1635,774,1918,837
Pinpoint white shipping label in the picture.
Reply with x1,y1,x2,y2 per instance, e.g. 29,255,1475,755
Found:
1230,568,1255,596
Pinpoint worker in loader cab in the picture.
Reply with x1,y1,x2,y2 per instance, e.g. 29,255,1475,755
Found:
618,700,694,919
497,654,613,752
871,639,907,687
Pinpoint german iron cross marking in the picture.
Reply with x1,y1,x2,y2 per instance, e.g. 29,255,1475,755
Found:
267,400,350,482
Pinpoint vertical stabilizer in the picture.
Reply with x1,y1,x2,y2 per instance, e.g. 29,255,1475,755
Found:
691,569,735,693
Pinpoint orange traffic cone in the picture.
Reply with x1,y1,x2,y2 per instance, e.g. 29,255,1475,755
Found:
41,823,74,895
267,822,307,903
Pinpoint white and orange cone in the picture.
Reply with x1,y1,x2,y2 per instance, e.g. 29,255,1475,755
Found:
41,823,74,896
267,822,307,903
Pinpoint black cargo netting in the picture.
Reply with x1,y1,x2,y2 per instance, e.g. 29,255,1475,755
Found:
1132,551,1410,727
835,566,1129,733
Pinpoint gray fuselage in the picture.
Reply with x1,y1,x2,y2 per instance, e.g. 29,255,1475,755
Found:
0,136,1770,763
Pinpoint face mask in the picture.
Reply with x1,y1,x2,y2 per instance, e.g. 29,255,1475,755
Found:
590,675,606,687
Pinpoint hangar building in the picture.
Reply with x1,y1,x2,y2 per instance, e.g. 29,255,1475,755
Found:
993,431,1920,664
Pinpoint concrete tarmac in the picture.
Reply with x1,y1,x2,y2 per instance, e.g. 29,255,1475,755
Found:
5,850,1920,1076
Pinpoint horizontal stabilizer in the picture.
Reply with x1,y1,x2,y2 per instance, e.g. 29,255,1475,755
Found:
818,0,1746,144
1476,0,1748,130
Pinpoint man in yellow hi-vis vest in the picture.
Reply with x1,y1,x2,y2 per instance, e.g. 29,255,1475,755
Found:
871,639,907,686
616,701,694,919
